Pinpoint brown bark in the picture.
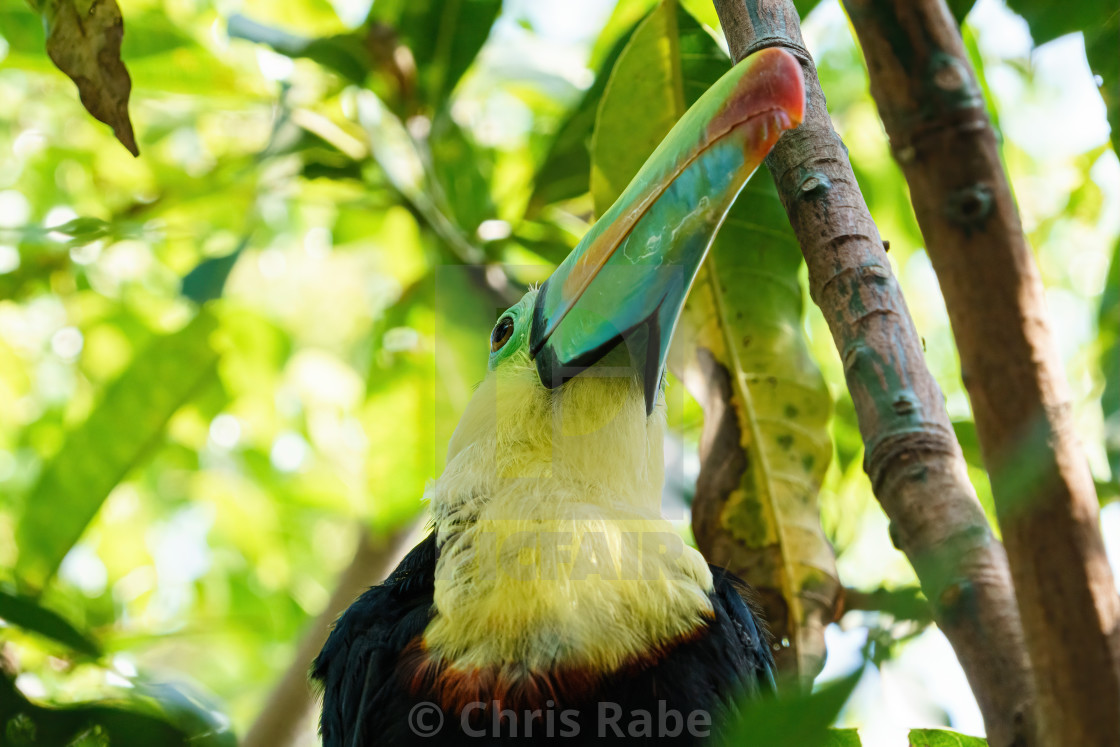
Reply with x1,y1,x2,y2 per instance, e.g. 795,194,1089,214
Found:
841,1,1120,742
710,2,1035,744
243,525,414,747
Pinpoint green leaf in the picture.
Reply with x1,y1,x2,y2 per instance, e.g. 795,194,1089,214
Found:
947,0,978,24
960,26,1002,136
823,729,864,747
1101,239,1120,485
1098,480,1120,504
590,0,685,216
720,667,864,746
950,417,998,526
589,1,729,215
227,15,370,83
51,217,113,244
0,669,235,747
951,420,982,467
361,268,498,530
131,680,238,747
1005,0,1115,46
15,312,222,591
355,91,487,265
369,0,503,106
1006,0,1117,156
428,112,494,235
119,10,196,59
1084,12,1120,157
590,0,837,680
37,0,138,155
181,238,249,305
0,8,48,56
0,588,100,657
527,19,640,212
794,0,826,17
677,13,734,101
844,586,934,627
909,728,989,746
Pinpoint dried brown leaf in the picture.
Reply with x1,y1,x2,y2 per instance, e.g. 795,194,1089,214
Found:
42,0,138,155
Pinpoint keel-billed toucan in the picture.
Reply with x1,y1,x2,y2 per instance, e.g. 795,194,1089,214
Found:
313,48,805,745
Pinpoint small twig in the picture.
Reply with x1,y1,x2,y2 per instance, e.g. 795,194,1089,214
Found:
840,586,934,627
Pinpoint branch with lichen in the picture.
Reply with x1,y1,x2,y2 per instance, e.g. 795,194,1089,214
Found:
710,1,1035,743
841,1,1120,743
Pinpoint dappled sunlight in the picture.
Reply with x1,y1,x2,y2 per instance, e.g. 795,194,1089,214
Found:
0,0,1115,744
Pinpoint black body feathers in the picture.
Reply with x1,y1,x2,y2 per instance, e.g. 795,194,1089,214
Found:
312,535,774,745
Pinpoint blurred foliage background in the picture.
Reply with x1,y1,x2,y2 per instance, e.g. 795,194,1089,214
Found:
0,0,1115,744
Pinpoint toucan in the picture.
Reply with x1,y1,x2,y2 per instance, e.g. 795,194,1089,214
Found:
313,48,805,745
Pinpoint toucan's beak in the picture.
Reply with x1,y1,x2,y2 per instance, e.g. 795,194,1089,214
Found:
529,48,805,414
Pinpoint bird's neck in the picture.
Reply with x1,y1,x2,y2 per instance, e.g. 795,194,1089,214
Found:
421,368,714,677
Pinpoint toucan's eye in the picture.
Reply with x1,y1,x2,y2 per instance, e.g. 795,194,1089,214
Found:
491,316,515,352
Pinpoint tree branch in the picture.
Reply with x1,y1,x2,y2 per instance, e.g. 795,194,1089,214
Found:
840,1,1120,742
711,2,1034,743
243,524,414,747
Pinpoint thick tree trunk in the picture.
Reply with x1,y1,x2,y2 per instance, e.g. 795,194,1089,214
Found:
243,525,413,747
710,2,1035,744
841,1,1120,743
